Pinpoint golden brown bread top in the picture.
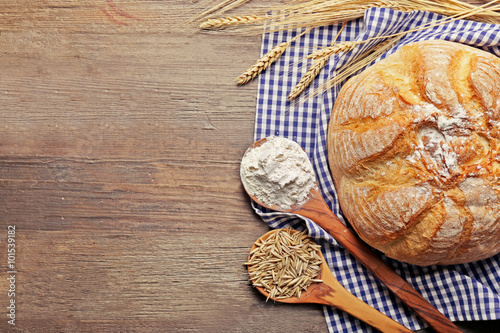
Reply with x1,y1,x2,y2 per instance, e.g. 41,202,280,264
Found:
327,40,500,266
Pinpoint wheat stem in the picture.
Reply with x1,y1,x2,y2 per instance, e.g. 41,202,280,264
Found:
308,0,500,96
196,0,500,35
361,0,500,44
310,0,500,63
325,35,405,89
307,40,363,60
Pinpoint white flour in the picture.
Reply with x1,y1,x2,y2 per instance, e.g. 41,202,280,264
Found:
240,136,316,210
408,103,469,179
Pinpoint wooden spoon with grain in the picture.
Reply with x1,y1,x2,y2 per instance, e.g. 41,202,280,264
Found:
248,229,412,333
241,137,462,333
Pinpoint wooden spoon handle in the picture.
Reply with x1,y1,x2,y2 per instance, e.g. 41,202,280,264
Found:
317,269,413,333
293,189,462,333
336,295,412,333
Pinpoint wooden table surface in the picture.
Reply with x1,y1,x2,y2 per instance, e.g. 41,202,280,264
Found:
0,1,498,332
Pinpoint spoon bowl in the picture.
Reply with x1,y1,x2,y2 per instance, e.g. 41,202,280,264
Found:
248,229,412,333
240,136,319,212
241,137,462,333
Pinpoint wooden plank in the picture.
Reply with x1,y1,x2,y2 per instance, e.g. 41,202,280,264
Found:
0,0,328,332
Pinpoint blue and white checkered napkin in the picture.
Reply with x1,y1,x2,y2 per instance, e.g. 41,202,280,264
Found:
252,7,500,332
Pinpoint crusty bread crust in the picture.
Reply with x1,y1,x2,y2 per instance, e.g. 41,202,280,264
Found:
327,40,500,266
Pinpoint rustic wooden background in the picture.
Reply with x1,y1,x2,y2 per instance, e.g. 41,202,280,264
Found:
0,0,497,332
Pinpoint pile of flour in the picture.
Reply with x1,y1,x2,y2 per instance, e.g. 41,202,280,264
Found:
240,136,316,210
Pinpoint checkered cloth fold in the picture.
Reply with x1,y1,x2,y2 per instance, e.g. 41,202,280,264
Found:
252,7,500,332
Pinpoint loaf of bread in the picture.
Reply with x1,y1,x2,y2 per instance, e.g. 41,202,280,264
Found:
327,40,500,266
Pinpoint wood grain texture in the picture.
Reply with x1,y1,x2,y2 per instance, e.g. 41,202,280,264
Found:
0,1,327,332
0,1,497,332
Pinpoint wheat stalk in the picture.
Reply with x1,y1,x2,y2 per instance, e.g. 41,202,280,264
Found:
236,27,314,85
287,41,362,100
236,42,289,85
323,35,404,91
197,0,500,34
200,0,500,99
197,0,415,33
287,57,330,100
200,15,265,29
361,0,419,12
200,1,415,31
306,40,363,60
192,0,252,23
361,0,500,43
315,0,500,62
287,23,351,100
285,36,401,106
311,0,500,93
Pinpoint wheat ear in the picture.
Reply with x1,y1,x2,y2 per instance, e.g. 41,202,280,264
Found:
236,42,289,85
374,0,421,12
200,15,264,29
306,40,363,60
236,27,314,85
287,57,330,101
288,30,361,100
192,0,251,23
322,35,405,91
